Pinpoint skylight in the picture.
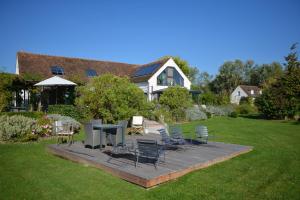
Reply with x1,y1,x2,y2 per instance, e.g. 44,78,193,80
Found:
50,66,64,75
86,69,97,77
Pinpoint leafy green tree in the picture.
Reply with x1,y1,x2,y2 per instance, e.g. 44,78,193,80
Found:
75,74,151,123
210,59,254,94
159,86,192,121
249,62,283,87
0,73,16,111
255,44,300,119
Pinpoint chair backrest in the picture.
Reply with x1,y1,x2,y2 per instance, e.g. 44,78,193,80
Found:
195,125,208,136
132,116,143,127
158,129,171,143
169,125,183,137
54,120,63,133
136,139,159,158
115,120,128,145
84,122,93,135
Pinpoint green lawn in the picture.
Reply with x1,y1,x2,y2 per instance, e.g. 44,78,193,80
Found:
0,117,299,200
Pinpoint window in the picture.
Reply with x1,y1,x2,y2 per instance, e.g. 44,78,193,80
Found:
250,90,254,95
85,69,97,77
51,66,64,75
238,91,241,96
157,67,184,86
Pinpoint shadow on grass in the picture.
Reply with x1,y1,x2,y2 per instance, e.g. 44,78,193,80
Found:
238,114,266,120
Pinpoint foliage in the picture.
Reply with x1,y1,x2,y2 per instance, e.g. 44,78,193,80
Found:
255,44,300,119
249,62,283,88
236,104,257,115
0,73,16,111
0,111,44,119
229,111,238,118
48,104,82,121
239,96,253,105
151,106,173,123
47,114,81,130
0,115,42,142
159,86,193,121
185,106,207,121
199,91,217,105
75,74,151,123
205,105,235,116
35,116,53,136
210,60,254,94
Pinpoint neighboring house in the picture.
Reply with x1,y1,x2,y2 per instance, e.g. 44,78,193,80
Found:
230,85,261,104
16,52,191,101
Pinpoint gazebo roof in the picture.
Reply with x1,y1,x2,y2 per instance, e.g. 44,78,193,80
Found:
34,76,77,86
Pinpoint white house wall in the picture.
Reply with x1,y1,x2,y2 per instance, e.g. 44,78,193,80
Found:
230,86,248,104
135,82,149,93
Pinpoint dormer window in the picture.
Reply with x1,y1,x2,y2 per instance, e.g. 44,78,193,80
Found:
51,66,64,75
250,90,254,95
86,69,97,77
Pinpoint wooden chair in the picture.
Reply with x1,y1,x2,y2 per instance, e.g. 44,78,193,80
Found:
130,116,144,134
55,121,74,145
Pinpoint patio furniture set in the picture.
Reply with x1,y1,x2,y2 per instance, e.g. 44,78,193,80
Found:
53,116,211,169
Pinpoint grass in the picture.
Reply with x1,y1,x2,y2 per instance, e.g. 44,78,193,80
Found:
0,117,299,199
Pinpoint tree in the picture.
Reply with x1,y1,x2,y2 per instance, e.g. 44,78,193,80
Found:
75,74,151,123
255,44,300,119
0,73,16,111
210,59,254,94
249,62,283,87
159,86,192,121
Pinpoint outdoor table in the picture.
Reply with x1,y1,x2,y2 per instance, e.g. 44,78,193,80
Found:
93,124,124,150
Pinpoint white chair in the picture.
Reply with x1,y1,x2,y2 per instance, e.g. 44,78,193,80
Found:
55,121,74,145
130,116,144,134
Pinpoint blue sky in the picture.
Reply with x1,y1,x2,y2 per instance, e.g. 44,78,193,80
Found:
0,0,299,75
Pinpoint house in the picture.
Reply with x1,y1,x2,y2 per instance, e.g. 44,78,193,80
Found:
230,85,261,104
16,52,191,103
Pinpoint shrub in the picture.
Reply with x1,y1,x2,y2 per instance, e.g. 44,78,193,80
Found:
36,116,53,136
47,114,81,131
185,106,207,121
159,86,193,122
0,73,15,112
0,115,42,142
236,104,257,115
0,112,44,119
240,97,253,105
229,111,238,118
76,74,151,123
205,105,234,116
48,105,82,121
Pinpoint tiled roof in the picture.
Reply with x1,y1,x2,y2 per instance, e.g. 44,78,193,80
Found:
239,85,261,96
17,52,141,82
17,52,171,83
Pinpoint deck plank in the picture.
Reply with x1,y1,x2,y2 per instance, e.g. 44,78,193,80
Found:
47,134,252,188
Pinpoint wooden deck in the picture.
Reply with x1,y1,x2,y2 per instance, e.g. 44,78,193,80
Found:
47,134,252,188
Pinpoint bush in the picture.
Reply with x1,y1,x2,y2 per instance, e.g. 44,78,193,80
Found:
48,105,82,121
47,114,81,131
76,74,151,123
236,104,257,115
240,97,253,105
0,115,42,142
159,86,193,122
229,111,238,118
205,105,234,116
185,106,207,121
0,112,44,119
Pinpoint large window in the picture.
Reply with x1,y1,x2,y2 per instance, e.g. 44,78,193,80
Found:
157,67,184,86
50,66,64,75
